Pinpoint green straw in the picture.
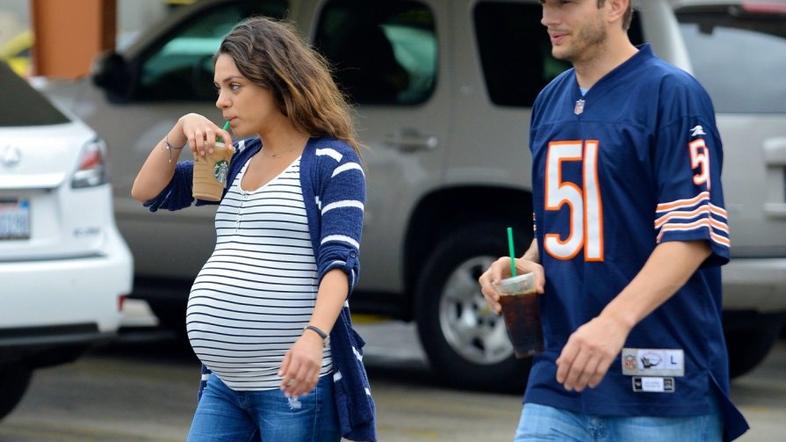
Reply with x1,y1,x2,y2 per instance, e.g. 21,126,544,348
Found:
507,227,517,277
222,121,231,131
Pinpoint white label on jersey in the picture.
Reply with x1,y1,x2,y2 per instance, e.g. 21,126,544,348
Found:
632,377,675,393
622,348,684,377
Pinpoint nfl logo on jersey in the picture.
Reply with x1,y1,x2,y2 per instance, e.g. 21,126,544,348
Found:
574,99,585,115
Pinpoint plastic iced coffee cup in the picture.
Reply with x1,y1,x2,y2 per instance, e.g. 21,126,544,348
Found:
495,272,544,358
193,142,234,201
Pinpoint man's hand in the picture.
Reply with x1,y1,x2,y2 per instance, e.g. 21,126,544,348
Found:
479,257,545,314
555,312,632,392
279,331,324,397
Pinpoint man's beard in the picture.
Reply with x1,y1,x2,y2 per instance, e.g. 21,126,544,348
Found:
558,19,608,64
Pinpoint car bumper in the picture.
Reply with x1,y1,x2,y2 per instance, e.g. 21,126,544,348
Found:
0,231,132,333
723,257,786,313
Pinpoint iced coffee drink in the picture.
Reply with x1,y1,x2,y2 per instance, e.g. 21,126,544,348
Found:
495,272,544,358
193,143,234,201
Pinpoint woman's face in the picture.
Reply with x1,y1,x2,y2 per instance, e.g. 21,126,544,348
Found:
214,53,283,137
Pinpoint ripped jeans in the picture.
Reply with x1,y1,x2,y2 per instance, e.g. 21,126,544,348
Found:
187,374,340,442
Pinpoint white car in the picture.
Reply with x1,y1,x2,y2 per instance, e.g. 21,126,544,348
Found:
0,63,133,420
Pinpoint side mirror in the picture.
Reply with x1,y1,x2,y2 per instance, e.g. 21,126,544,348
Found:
91,51,131,102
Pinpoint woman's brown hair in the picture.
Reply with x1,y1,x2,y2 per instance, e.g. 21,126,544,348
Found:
217,17,360,154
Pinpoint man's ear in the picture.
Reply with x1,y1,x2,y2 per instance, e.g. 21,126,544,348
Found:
605,0,630,27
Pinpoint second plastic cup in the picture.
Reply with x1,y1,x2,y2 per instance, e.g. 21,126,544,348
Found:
495,272,544,358
192,142,234,201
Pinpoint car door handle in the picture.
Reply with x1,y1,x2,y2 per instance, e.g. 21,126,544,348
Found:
383,128,438,153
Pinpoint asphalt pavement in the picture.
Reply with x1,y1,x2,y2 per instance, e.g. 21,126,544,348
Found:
0,321,784,441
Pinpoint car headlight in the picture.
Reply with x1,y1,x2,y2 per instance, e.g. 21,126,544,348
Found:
71,137,108,188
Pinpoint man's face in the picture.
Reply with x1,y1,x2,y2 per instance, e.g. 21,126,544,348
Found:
540,0,608,64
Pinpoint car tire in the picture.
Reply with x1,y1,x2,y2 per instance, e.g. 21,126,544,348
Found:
0,363,32,420
724,313,784,379
415,223,533,392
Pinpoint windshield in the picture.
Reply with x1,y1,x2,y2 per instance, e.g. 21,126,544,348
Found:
676,5,786,113
0,63,70,126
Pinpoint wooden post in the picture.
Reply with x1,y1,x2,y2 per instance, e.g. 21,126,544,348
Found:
30,0,116,78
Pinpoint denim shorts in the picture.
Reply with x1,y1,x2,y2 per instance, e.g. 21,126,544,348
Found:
515,400,723,442
187,373,340,442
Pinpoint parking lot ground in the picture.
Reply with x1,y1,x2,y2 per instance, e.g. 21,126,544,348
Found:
0,322,784,441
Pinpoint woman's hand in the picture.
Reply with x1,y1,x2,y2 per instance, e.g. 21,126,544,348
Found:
478,257,545,314
278,331,324,397
176,113,232,158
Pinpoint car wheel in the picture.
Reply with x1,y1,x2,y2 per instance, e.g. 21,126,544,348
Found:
0,363,32,420
724,313,784,379
415,223,532,391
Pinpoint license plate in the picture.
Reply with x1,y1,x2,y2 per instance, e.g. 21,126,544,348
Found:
0,198,31,240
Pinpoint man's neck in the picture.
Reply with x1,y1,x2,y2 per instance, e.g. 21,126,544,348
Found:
574,35,638,91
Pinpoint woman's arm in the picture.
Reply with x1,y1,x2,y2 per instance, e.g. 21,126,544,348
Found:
131,114,232,202
279,268,348,397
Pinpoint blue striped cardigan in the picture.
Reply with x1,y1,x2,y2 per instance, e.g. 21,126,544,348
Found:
144,136,376,441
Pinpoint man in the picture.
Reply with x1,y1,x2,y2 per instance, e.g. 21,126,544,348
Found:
478,0,749,440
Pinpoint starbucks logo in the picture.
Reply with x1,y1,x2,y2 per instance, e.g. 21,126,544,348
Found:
214,160,229,185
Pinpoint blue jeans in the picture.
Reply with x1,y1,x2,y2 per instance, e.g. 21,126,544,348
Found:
187,374,340,442
515,401,722,442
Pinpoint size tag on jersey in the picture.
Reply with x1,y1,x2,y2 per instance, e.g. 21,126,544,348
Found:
622,348,684,377
632,376,675,393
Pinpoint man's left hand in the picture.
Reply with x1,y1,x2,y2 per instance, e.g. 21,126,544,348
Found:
555,313,632,392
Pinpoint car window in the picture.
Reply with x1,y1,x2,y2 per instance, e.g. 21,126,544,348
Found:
0,63,69,126
473,2,643,107
677,5,786,113
313,0,437,106
136,0,288,101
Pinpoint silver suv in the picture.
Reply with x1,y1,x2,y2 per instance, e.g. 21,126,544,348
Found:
38,0,786,390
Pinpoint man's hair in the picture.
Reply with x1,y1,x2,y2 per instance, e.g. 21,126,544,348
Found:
598,0,634,30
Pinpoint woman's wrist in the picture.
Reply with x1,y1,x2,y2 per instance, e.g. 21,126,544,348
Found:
303,324,328,345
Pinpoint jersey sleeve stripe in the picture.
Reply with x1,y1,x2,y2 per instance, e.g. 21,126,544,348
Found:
656,218,731,247
658,217,729,234
321,200,365,215
654,204,728,228
656,191,710,212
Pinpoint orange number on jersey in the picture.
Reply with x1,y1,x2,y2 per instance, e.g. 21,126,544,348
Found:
544,140,604,262
689,139,711,190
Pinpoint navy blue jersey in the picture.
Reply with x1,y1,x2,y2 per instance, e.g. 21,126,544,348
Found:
526,45,747,440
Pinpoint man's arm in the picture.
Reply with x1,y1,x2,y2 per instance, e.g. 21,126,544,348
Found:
556,240,711,392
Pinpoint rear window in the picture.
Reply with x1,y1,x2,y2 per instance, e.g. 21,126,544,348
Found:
677,5,786,113
473,2,644,108
314,0,438,106
0,63,70,126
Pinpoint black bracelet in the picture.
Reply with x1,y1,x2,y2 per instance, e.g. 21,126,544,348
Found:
304,324,328,341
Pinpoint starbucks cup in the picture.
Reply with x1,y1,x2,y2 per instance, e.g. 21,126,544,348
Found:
192,142,234,201
494,272,544,358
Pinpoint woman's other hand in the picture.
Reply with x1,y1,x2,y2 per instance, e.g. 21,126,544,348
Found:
278,331,324,397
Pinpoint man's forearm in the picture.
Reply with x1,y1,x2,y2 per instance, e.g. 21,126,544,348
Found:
521,239,540,264
600,240,712,330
